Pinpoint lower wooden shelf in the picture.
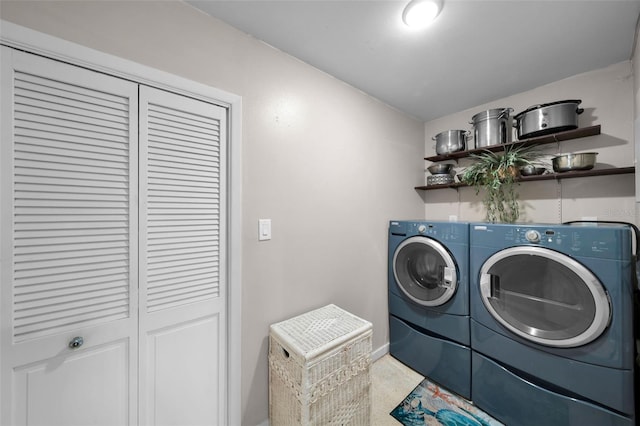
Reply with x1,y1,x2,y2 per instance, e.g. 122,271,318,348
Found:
415,166,635,191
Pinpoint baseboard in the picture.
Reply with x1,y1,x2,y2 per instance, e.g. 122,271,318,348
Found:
372,342,390,362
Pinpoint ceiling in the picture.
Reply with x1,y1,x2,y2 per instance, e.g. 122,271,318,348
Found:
187,0,640,122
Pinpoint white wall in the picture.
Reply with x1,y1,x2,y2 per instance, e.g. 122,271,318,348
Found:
0,2,425,425
425,61,636,225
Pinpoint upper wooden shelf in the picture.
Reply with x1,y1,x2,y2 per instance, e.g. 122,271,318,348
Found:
425,125,601,162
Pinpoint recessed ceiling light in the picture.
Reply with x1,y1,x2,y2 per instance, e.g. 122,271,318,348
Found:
402,0,443,28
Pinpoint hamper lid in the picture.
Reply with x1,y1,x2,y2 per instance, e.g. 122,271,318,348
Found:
270,304,372,360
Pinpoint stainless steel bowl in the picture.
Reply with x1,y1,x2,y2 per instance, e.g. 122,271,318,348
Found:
427,163,454,175
520,165,546,176
552,152,597,172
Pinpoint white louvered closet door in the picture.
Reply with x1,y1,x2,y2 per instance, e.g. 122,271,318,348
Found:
138,86,227,426
0,47,139,425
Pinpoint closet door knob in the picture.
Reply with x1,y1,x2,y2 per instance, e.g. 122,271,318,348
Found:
68,336,84,349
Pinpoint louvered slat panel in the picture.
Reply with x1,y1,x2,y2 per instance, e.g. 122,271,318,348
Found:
15,120,128,144
148,151,218,168
15,104,129,132
15,234,127,249
146,245,217,263
14,224,128,241
14,259,129,282
16,215,129,224
12,70,132,341
15,289,128,317
15,72,130,113
148,168,220,182
16,183,129,197
16,150,129,170
14,191,128,203
12,266,129,289
148,165,221,182
148,115,219,139
14,306,129,338
16,175,128,189
16,128,129,151
15,250,127,269
148,106,221,131
146,255,218,272
144,99,221,312
147,134,220,155
14,274,129,296
147,181,219,192
148,228,218,239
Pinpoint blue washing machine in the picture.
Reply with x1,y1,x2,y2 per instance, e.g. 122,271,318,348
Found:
469,222,637,426
388,220,471,399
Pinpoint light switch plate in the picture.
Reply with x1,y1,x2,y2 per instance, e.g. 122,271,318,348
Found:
259,219,271,241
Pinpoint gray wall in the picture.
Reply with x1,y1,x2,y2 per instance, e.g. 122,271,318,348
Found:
0,2,425,425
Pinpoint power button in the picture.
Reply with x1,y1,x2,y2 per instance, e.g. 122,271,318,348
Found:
525,230,541,243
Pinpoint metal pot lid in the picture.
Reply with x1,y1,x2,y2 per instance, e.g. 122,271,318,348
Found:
471,108,513,123
514,99,582,120
436,129,467,135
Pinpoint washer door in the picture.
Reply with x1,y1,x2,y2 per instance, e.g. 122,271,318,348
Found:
393,236,458,307
479,246,611,348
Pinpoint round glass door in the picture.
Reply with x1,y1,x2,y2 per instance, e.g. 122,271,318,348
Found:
479,246,611,348
393,236,458,307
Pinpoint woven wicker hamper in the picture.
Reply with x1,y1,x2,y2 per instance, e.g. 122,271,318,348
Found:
268,304,372,426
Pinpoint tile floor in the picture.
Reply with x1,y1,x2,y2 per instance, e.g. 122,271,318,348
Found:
371,354,424,425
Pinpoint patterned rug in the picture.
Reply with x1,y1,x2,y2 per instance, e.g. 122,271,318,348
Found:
391,378,504,426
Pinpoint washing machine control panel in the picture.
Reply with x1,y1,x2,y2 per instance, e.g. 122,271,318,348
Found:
413,223,465,241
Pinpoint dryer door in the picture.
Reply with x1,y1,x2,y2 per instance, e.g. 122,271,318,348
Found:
393,236,458,307
479,246,611,348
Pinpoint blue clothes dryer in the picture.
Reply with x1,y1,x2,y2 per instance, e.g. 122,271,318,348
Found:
469,222,637,426
388,220,471,399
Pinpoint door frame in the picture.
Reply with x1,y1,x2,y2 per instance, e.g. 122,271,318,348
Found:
0,20,243,426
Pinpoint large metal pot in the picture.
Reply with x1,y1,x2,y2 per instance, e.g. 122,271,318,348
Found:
471,108,513,148
432,130,468,155
514,99,584,140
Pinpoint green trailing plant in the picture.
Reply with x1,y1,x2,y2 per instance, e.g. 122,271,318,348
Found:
461,144,542,223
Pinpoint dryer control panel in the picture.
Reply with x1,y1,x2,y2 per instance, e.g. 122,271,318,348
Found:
525,229,540,243
471,223,632,261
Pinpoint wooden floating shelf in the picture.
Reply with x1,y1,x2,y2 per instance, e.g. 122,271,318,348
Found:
415,166,635,191
425,125,601,162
